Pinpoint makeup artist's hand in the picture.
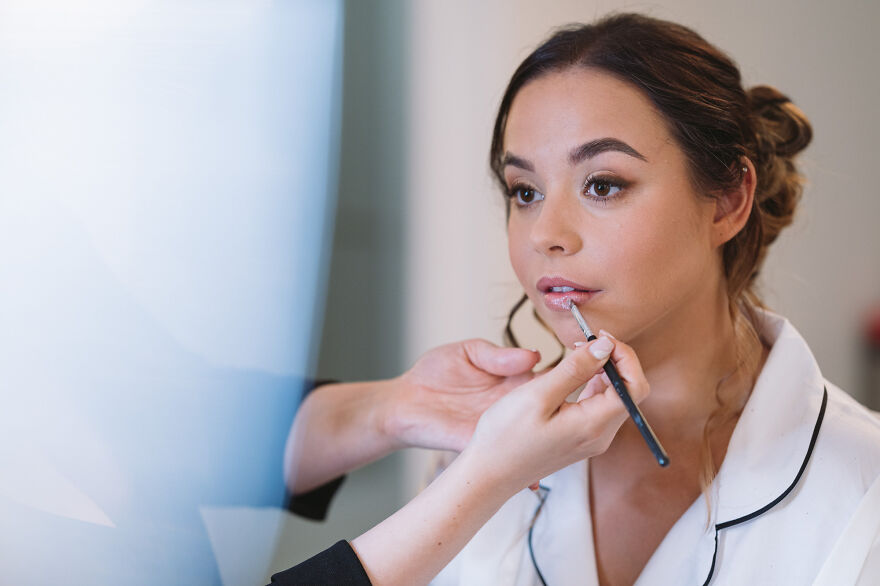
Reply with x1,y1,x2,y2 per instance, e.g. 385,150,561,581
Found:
285,340,539,495
384,339,541,452
343,335,649,586
466,334,651,493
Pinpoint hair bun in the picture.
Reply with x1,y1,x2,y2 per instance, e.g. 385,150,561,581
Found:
745,85,812,255
748,85,812,158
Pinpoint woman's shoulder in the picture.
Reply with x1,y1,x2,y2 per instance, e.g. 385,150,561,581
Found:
822,382,880,445
813,381,880,489
810,385,880,585
755,312,880,486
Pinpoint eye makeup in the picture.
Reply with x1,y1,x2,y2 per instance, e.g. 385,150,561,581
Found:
505,171,629,209
568,299,670,467
582,173,627,204
506,182,543,207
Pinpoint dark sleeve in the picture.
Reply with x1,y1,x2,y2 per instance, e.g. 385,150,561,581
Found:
268,540,372,586
285,379,346,521
285,475,346,521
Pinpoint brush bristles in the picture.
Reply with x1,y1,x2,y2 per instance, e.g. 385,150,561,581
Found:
567,300,595,339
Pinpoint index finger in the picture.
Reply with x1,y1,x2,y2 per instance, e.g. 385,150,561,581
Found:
532,337,614,411
598,331,649,404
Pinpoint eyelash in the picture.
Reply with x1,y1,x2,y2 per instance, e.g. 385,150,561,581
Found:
506,183,542,208
582,174,627,204
505,174,628,208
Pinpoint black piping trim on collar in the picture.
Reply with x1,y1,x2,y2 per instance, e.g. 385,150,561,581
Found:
701,386,828,585
528,484,551,586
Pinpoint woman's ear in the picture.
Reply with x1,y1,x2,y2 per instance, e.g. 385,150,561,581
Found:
712,157,757,247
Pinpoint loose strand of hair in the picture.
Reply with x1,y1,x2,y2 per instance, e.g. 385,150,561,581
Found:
699,296,764,525
503,293,565,368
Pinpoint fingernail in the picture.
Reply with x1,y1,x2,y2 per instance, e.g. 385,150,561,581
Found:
528,348,539,353
574,341,586,348
590,337,613,359
599,329,616,340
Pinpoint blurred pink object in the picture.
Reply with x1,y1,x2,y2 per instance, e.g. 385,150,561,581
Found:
866,305,880,348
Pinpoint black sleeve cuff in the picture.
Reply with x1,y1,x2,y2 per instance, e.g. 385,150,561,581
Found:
268,540,372,586
285,379,344,520
285,475,346,521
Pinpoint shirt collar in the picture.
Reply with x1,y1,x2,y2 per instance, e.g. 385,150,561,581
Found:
533,460,598,585
639,311,829,585
713,310,827,522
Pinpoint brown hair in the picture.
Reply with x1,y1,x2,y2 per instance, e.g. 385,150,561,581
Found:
495,13,812,496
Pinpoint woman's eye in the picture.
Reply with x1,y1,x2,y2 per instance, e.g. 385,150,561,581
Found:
508,186,544,207
584,177,623,199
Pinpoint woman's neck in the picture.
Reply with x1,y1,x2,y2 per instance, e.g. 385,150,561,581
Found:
625,284,763,441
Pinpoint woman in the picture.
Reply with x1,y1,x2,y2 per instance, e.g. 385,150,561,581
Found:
426,12,880,586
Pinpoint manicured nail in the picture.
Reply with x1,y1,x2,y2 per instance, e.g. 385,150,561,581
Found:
528,348,539,353
599,329,616,340
574,341,586,348
590,337,613,359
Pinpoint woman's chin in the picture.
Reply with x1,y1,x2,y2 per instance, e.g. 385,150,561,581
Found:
551,324,589,350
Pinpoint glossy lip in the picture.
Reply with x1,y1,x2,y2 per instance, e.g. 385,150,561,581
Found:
536,276,602,312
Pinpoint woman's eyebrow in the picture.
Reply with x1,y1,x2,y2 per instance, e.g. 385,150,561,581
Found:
502,137,647,172
569,137,648,164
501,153,535,172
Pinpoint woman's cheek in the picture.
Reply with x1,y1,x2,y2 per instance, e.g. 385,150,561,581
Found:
507,227,531,286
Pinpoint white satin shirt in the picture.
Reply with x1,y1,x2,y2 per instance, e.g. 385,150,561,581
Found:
432,312,880,585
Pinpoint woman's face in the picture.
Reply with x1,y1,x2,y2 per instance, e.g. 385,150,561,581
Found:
504,68,723,350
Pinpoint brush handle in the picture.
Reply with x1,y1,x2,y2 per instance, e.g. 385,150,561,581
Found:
587,334,669,467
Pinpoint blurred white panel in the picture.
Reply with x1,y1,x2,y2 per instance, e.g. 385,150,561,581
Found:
200,507,286,586
0,0,343,583
0,0,341,375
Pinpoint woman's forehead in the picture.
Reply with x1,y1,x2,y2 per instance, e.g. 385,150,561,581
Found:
503,68,673,164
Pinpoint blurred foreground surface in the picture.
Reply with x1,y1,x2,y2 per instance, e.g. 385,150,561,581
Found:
0,1,343,583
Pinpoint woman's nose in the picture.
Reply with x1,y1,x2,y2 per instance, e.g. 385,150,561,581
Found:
529,194,583,256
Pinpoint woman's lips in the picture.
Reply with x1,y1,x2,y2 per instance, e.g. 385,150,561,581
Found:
542,289,601,311
535,277,602,312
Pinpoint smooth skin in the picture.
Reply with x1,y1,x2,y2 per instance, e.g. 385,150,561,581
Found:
503,67,763,585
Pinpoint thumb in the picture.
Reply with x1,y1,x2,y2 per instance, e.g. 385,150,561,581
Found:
534,337,614,409
463,339,540,376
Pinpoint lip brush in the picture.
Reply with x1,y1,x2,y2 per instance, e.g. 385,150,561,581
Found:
567,300,669,467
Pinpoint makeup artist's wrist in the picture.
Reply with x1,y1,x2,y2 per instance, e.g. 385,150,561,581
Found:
302,379,403,463
373,376,413,452
452,444,526,503
287,379,400,495
312,379,394,452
